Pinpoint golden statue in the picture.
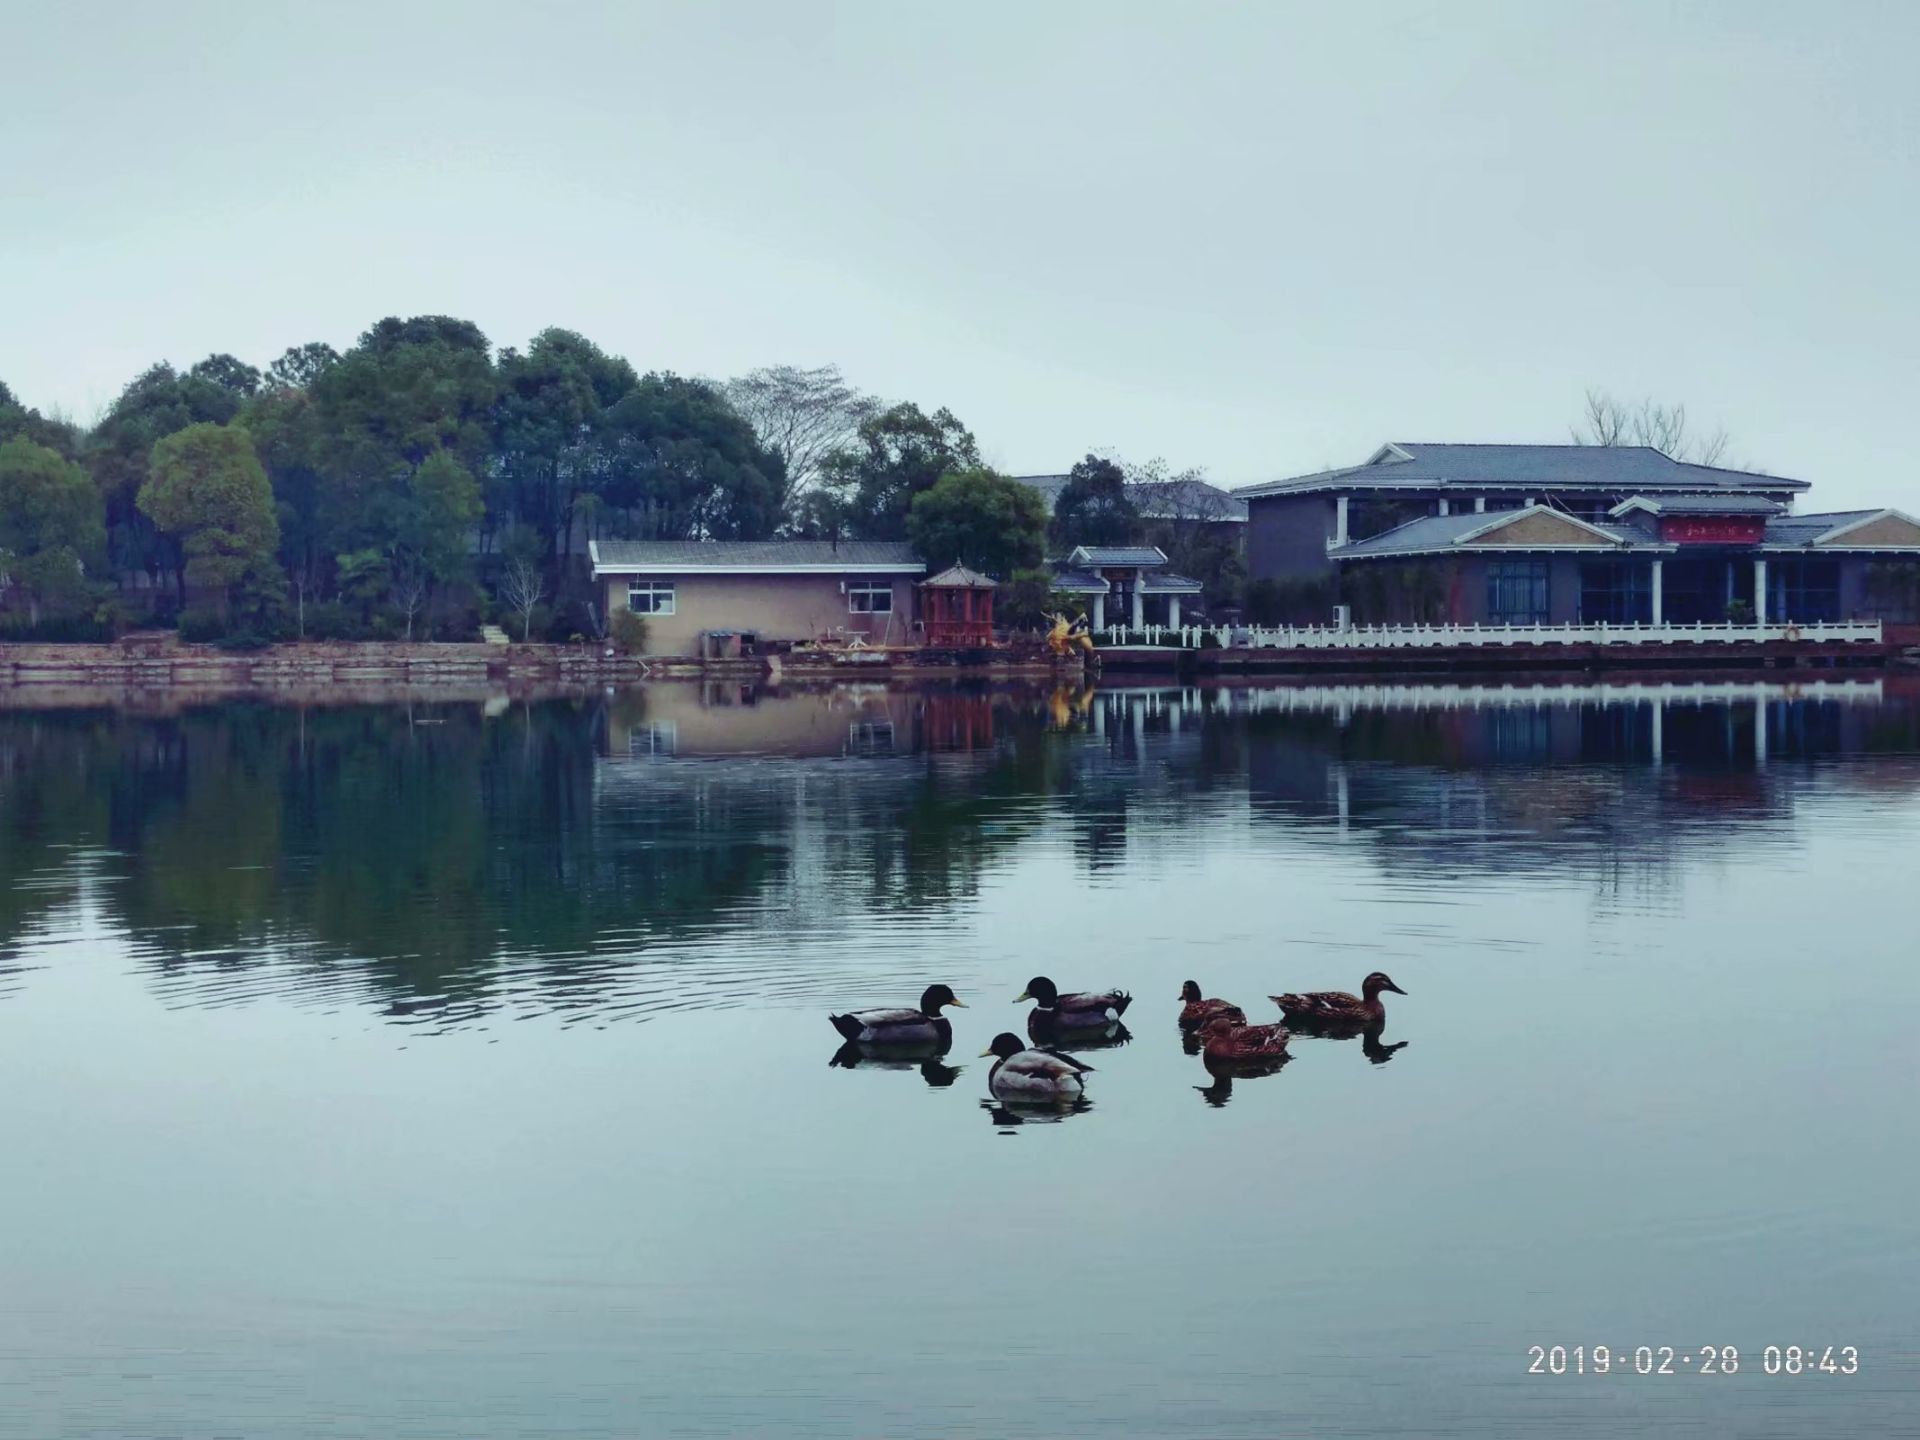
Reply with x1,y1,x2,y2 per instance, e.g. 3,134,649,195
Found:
1045,611,1096,658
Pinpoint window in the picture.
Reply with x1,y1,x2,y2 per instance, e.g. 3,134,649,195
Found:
627,580,675,615
1486,560,1551,625
847,581,893,614
1771,557,1841,623
1579,560,1651,624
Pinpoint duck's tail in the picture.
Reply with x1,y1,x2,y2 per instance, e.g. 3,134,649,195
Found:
828,1012,865,1042
1110,991,1133,1017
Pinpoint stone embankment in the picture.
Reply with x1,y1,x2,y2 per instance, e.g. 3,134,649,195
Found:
0,635,653,697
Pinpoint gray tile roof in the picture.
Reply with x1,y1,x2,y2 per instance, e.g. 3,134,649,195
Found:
1140,570,1204,594
1069,545,1170,567
592,540,924,571
1615,493,1784,516
921,563,996,588
1762,510,1879,545
1049,566,1109,592
1236,442,1809,499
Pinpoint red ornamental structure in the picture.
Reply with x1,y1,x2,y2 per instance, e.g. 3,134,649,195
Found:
918,563,997,646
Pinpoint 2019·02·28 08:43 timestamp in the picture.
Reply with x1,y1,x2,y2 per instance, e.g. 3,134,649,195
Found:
1528,1345,1859,1376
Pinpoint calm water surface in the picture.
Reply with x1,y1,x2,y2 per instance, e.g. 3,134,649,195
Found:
1,677,1917,1437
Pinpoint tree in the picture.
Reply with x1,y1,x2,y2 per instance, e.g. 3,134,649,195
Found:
1125,457,1247,611
493,329,638,563
816,402,980,540
597,373,784,541
906,468,1047,579
0,438,105,623
266,342,340,391
1573,389,1730,465
720,364,878,518
0,379,81,460
139,423,282,613
88,362,253,578
1048,453,1136,549
388,450,482,638
497,534,546,641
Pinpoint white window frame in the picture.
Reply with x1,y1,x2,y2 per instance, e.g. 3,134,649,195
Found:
847,581,893,614
627,580,676,616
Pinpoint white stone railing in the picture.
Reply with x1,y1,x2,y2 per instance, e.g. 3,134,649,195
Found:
1101,620,1885,650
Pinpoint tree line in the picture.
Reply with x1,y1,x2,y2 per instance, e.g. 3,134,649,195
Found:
0,320,1247,644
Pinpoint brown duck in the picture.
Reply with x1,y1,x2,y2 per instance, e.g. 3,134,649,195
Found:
1197,1015,1291,1062
1178,980,1246,1032
1271,971,1407,1029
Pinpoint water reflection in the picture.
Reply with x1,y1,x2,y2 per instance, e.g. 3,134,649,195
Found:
826,1041,963,1088
1,676,1917,1028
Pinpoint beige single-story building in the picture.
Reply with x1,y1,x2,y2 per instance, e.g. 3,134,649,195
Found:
590,540,926,655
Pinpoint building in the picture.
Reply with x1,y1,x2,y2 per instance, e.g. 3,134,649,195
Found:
1050,545,1203,630
590,540,924,654
1236,442,1920,626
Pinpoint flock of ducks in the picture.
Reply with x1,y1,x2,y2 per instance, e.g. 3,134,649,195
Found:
827,971,1409,1110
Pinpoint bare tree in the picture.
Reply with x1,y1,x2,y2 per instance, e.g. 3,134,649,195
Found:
393,569,430,641
721,364,879,513
1574,389,1730,465
500,555,545,641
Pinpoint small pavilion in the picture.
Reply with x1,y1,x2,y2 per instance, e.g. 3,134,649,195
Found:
918,563,997,646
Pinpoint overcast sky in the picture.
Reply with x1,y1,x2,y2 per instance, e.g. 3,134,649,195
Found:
5,2,1916,508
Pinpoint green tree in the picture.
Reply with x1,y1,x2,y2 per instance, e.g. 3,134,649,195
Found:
816,402,979,540
139,423,282,614
88,361,253,578
388,449,482,637
906,467,1047,579
597,373,784,541
0,379,81,460
1048,453,1136,549
266,342,339,391
493,329,638,562
0,437,106,623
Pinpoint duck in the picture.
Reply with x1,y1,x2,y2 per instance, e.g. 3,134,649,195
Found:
1270,971,1407,1029
1178,979,1246,1032
1197,1015,1291,1063
980,1032,1093,1102
829,984,965,1046
1016,976,1132,1029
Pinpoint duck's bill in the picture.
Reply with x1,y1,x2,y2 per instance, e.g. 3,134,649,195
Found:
978,1047,996,1058
948,997,968,1008
1013,989,1030,1003
1385,982,1408,995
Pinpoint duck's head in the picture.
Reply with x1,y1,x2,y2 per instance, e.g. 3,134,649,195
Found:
1197,1015,1243,1039
1362,972,1407,998
1015,976,1059,1008
920,984,966,1014
1180,980,1203,1003
979,1032,1027,1060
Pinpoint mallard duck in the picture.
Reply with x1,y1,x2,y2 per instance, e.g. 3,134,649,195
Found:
1029,1012,1131,1051
980,1032,1092,1101
829,984,965,1045
1178,979,1246,1032
1270,972,1406,1029
1016,976,1132,1029
1197,1015,1291,1062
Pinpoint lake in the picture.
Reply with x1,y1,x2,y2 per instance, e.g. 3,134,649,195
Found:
1,676,1916,1438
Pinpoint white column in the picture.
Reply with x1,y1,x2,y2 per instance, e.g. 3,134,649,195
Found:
1168,595,1181,629
1437,498,1451,516
1130,575,1144,631
1473,496,1487,513
1753,557,1769,626
1650,559,1664,625
1334,495,1350,548
1092,591,1105,631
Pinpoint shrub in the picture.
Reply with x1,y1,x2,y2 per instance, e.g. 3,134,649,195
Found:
177,607,226,643
609,609,649,654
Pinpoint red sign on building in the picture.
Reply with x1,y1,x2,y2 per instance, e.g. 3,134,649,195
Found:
1659,515,1767,545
